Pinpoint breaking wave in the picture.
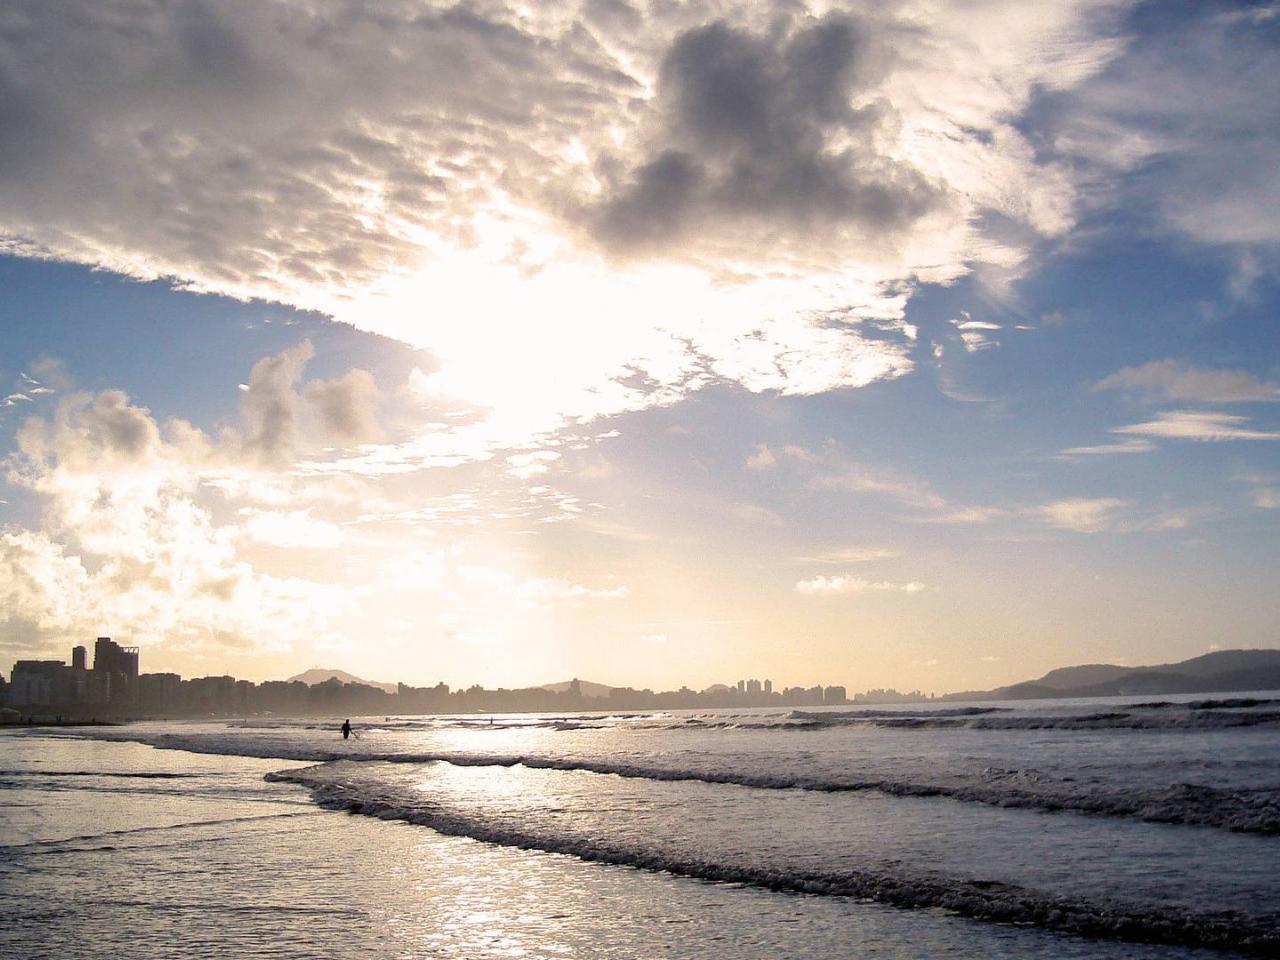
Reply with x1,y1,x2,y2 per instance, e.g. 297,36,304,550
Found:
218,702,1280,734
0,769,202,779
76,729,1280,835
269,766,1280,955
791,709,1280,731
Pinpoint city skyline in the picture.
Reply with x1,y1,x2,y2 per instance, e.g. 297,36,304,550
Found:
0,2,1278,695
1,635,890,717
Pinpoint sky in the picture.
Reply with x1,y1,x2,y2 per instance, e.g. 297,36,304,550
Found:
1,0,1278,694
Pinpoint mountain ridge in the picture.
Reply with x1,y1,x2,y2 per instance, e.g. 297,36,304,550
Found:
944,648,1280,701
286,668,398,694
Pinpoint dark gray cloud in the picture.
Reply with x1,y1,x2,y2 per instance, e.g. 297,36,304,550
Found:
591,14,945,253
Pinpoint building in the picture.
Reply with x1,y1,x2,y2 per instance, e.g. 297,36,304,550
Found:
185,675,236,713
746,679,762,695
763,679,773,695
823,685,847,705
139,673,182,714
8,660,73,707
94,636,140,709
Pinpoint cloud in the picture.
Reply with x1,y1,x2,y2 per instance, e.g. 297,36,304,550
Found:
235,340,380,465
305,369,381,443
1241,471,1280,509
590,15,946,256
795,575,925,595
791,442,1002,523
1046,6,1280,248
1255,488,1280,509
0,0,1128,454
1035,497,1129,533
746,443,777,471
1112,411,1280,442
459,566,628,608
730,502,784,526
810,458,949,512
236,509,346,550
517,577,628,607
1056,438,1155,457
0,346,388,654
951,312,1001,353
1093,360,1280,403
795,547,898,564
926,506,1009,525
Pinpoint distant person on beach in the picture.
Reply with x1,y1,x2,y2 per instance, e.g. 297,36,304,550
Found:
341,719,351,740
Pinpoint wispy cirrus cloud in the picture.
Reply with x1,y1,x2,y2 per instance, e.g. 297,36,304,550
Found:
1048,5,1280,249
951,312,1002,353
794,547,899,564
1093,360,1280,403
1112,411,1280,442
1035,497,1130,533
795,576,925,596
1056,438,1156,458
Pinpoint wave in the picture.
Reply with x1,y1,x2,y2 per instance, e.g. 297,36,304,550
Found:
795,710,1280,731
269,766,1280,955
0,810,320,855
1126,698,1280,711
609,706,1280,732
0,769,203,779
198,703,1280,735
792,707,1010,719
79,729,1280,835
228,715,646,732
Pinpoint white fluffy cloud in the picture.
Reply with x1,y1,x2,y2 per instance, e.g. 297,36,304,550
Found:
0,344,388,654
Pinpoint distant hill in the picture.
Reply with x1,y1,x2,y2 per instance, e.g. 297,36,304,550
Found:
535,679,617,699
946,649,1280,701
286,668,398,694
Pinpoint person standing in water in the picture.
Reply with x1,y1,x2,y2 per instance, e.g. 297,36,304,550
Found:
341,719,351,740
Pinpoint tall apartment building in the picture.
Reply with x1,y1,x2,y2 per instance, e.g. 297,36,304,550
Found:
94,636,140,708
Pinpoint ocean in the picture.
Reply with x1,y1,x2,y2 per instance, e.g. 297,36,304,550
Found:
2,694,1278,958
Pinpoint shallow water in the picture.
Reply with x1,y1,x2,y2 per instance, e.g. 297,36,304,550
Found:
3,693,1278,957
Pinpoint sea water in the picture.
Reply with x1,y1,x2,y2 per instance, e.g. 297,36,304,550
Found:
2,693,1278,958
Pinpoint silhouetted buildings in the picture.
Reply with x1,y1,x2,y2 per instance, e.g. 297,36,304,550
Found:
3,638,916,719
4,637,137,717
139,672,182,713
8,660,74,707
94,636,140,709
